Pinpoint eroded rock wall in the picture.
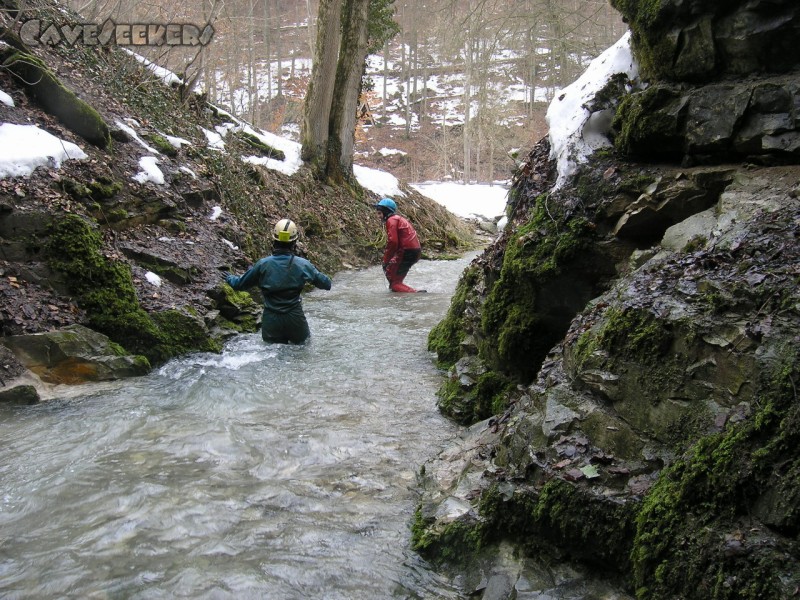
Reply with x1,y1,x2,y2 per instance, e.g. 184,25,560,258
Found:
419,1,800,597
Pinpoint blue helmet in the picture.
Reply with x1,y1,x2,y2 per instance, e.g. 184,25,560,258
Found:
374,197,397,214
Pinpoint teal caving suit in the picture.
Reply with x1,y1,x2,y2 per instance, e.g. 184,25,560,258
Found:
226,249,332,344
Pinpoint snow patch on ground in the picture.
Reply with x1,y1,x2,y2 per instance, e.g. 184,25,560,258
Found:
0,123,87,178
412,181,509,219
546,31,638,188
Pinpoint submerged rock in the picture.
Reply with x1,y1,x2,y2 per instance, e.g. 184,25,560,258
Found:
2,324,150,384
0,383,39,405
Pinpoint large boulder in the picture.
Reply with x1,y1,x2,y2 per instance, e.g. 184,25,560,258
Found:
614,74,800,165
2,324,150,384
417,165,800,598
610,0,800,81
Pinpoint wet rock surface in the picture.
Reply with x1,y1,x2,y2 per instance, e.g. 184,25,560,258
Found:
420,1,800,595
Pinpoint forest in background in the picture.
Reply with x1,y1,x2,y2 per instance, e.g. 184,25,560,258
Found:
63,0,624,183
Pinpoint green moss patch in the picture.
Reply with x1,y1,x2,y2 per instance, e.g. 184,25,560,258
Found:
612,86,687,159
436,369,513,425
631,350,800,599
575,306,673,368
480,195,594,380
411,505,485,564
63,175,123,203
1,45,111,148
150,309,221,359
416,479,638,571
427,265,479,369
145,133,179,157
46,214,218,364
237,130,286,160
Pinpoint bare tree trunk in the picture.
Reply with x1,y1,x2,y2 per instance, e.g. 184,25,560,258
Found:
400,30,411,139
301,0,342,166
462,34,473,183
382,39,389,122
264,0,273,109
326,0,370,181
421,55,429,126
440,109,449,178
275,0,283,98
246,0,257,123
410,10,418,116
306,0,315,57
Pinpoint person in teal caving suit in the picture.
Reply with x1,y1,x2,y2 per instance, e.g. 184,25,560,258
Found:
374,197,425,293
225,218,332,344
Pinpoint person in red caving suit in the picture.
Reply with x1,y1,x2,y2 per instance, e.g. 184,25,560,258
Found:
374,197,425,293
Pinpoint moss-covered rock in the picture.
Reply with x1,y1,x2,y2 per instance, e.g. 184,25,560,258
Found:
484,480,638,571
237,130,286,160
207,283,261,333
613,85,688,159
144,133,179,157
150,309,221,359
610,0,800,82
61,175,123,203
478,195,597,381
436,366,513,425
45,214,221,364
0,44,111,148
411,504,485,564
0,384,39,405
2,324,151,383
418,162,800,594
427,265,480,369
631,352,800,600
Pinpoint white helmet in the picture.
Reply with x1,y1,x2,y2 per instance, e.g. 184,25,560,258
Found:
273,218,298,243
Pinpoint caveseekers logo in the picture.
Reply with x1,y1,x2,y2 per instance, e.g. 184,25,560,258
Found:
20,19,214,47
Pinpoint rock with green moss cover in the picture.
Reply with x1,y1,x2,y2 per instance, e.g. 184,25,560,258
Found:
0,41,111,148
206,283,262,333
237,130,286,160
612,74,800,164
44,214,223,365
0,384,39,405
416,165,800,598
2,324,150,384
610,0,800,82
145,133,179,157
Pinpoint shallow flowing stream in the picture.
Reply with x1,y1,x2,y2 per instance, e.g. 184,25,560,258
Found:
0,256,473,599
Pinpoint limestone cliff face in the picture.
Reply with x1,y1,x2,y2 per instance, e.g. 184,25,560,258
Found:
419,1,800,597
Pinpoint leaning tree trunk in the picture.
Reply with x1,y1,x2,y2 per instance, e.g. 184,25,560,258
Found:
325,0,370,183
301,0,342,168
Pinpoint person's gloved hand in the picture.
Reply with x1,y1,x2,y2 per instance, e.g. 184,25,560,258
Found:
223,272,237,286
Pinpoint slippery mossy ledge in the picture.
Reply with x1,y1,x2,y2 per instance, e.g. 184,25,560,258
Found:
413,479,638,572
479,194,596,382
45,214,221,365
411,505,485,564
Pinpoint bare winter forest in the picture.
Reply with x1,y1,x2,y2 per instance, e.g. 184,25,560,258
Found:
66,0,625,182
